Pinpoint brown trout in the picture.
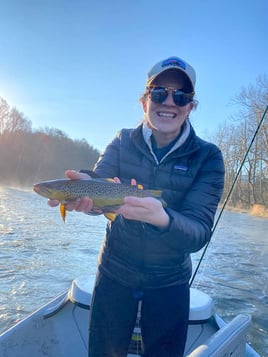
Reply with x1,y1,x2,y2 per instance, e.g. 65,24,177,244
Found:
33,178,165,222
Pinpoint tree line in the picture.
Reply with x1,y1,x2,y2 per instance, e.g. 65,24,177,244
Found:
0,97,100,187
212,75,268,210
1,75,268,210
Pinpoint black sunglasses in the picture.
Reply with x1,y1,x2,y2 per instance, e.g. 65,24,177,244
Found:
147,86,194,107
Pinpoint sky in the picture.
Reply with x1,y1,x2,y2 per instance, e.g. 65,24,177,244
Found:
0,0,267,151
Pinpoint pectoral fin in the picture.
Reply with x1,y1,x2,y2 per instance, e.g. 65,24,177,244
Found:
60,204,66,222
104,212,117,221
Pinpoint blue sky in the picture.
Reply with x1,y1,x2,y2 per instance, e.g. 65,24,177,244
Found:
0,0,267,151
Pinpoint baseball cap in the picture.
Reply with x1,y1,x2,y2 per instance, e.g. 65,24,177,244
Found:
146,56,196,91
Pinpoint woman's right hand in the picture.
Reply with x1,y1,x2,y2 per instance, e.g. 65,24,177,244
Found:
47,170,94,213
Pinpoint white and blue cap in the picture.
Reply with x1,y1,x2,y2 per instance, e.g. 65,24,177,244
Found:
146,56,196,91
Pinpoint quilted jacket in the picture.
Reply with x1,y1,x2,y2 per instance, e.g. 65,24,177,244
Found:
92,122,225,289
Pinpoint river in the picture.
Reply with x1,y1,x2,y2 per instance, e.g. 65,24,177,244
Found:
0,186,267,356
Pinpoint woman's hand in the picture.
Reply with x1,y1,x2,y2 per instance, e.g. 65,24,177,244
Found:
113,177,169,228
115,196,170,229
47,170,94,213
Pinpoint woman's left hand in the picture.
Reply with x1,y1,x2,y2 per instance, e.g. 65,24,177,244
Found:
115,196,170,229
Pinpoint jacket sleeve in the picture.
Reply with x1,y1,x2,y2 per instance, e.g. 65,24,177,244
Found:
158,147,225,253
92,134,121,178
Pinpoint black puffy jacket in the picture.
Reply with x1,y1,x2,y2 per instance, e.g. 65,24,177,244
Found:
93,123,225,289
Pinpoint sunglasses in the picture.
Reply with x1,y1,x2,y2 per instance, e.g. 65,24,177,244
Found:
147,86,194,107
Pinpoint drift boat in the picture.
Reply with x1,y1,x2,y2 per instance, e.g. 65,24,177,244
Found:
0,275,260,357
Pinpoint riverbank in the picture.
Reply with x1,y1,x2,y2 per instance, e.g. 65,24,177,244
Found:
226,204,268,218
250,204,268,218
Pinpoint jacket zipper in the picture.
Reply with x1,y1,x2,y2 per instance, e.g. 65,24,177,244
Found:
139,222,146,289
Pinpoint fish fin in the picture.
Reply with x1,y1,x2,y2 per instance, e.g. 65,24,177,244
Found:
60,204,66,223
95,178,116,183
104,212,117,221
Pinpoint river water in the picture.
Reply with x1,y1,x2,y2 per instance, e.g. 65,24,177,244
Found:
0,186,267,356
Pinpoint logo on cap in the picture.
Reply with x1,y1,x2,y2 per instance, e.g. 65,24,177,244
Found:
162,57,186,70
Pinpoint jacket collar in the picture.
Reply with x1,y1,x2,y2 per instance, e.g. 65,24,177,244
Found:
142,120,191,164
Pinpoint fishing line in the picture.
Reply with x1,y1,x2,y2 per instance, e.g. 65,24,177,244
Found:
190,104,268,286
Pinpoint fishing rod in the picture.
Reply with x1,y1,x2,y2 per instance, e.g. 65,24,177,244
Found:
190,104,268,286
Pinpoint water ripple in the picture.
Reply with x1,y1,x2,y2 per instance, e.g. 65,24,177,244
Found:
0,187,267,356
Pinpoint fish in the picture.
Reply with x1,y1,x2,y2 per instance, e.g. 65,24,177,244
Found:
33,178,165,222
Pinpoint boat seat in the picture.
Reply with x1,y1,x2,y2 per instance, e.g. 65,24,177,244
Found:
69,277,213,322
188,288,213,322
69,275,95,308
186,314,251,357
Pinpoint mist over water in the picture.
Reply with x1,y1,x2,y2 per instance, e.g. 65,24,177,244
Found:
0,187,267,356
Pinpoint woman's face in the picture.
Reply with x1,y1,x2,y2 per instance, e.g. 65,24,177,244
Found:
142,71,193,142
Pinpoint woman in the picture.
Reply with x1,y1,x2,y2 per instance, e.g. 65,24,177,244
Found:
50,56,225,357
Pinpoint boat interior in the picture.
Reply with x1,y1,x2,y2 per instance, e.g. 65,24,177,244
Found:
0,276,259,357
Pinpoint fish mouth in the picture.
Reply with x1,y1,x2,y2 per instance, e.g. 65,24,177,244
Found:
33,184,41,193
33,184,54,198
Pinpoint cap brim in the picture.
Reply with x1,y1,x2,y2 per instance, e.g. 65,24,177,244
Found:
147,67,194,92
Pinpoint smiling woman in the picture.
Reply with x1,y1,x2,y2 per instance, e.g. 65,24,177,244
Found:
39,55,225,357
141,69,195,148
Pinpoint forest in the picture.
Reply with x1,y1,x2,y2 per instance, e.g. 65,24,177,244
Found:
0,97,100,186
211,75,268,212
0,75,267,211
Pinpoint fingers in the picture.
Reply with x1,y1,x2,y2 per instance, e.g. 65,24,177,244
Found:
131,178,137,186
122,196,154,206
47,170,93,215
113,177,137,186
65,197,93,213
115,196,169,228
48,199,60,207
65,169,91,180
48,196,93,213
46,170,93,214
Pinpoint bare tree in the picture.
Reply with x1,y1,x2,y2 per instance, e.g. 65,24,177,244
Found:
214,75,268,209
7,108,32,132
0,97,10,134
0,97,32,133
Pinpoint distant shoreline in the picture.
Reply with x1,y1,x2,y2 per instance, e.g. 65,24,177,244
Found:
226,204,268,219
